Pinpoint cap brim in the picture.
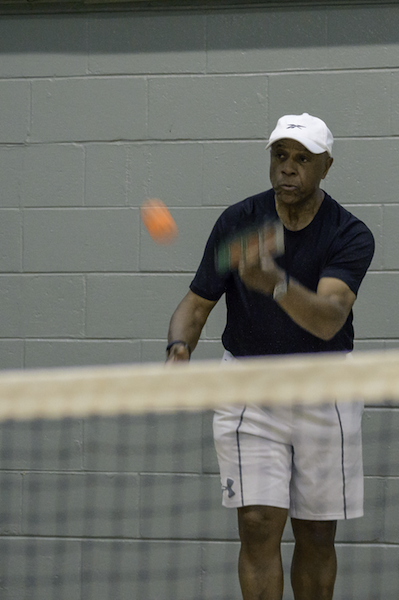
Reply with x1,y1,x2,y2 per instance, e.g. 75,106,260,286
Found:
266,133,330,156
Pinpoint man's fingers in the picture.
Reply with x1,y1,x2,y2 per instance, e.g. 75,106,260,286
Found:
260,252,274,271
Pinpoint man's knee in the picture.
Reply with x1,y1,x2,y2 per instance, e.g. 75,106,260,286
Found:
238,505,288,546
291,518,337,549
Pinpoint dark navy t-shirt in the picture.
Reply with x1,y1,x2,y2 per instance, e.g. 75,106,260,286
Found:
190,189,375,357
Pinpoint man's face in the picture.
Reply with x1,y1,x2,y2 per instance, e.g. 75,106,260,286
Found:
269,139,333,206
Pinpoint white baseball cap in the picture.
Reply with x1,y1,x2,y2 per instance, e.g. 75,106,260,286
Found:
266,113,333,156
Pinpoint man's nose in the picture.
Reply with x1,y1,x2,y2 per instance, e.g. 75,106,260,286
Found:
281,158,296,175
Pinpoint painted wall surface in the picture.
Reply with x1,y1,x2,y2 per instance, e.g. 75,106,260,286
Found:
0,3,398,599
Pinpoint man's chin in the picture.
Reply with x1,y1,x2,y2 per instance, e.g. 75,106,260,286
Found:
275,189,301,204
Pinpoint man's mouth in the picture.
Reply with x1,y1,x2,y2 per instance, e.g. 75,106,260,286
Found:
279,184,297,192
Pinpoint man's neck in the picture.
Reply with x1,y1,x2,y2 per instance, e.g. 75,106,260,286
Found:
276,189,325,232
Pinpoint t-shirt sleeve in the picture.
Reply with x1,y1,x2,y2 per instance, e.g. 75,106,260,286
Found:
189,214,231,302
321,220,375,295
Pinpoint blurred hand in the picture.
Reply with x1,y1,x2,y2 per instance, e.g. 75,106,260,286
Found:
165,343,191,363
238,240,280,295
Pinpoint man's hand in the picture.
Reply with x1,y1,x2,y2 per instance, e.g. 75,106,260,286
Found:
238,241,283,296
166,341,191,363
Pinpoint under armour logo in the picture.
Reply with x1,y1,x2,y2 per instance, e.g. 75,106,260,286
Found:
222,478,235,498
286,124,306,129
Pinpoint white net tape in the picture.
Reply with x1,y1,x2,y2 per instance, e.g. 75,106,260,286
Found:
0,349,396,421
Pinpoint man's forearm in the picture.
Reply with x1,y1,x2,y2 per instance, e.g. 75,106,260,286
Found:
277,277,355,341
167,306,204,355
167,291,217,361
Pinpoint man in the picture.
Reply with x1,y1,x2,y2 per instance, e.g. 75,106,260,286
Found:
166,113,374,599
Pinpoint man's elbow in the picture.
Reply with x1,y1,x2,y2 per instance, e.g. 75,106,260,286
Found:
315,318,346,342
318,329,339,342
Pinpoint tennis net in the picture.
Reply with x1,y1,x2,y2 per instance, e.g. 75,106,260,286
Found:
0,349,398,599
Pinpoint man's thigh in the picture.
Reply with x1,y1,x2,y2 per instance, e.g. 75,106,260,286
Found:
214,404,294,509
289,402,363,520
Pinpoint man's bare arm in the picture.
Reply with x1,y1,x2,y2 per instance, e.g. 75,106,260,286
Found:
278,276,356,341
166,290,218,361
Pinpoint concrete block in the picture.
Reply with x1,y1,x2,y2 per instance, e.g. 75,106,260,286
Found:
0,473,22,535
0,146,24,207
353,340,385,352
0,275,85,338
0,15,87,77
0,340,23,369
0,81,30,143
83,412,202,473
140,474,238,540
207,9,327,73
21,144,84,207
0,210,21,271
141,340,166,363
139,207,224,272
31,78,147,142
353,273,399,339
0,538,81,600
25,339,141,369
88,13,206,74
23,208,139,272
383,478,399,542
326,6,399,69
0,276,23,336
85,143,129,207
383,205,399,269
389,72,399,135
23,276,85,338
86,273,192,338
203,142,269,206
0,417,82,471
363,409,399,476
334,544,399,600
201,541,241,600
22,472,139,538
128,142,203,207
326,139,399,205
344,204,382,271
81,540,202,600
148,75,268,140
385,340,399,350
268,72,390,138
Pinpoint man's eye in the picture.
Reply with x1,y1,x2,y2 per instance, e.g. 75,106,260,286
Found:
299,156,308,163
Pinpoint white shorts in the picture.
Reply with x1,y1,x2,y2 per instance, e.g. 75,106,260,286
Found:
213,351,364,520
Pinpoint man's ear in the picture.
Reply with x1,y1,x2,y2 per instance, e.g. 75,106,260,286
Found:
322,156,334,180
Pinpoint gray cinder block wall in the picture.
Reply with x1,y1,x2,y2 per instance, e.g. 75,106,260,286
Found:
0,1,399,598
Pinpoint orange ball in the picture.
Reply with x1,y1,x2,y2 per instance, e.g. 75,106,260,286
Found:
140,199,178,245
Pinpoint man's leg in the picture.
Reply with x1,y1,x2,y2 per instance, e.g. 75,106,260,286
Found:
238,505,288,600
290,518,337,600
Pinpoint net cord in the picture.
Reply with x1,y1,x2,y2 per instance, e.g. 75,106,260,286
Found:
0,349,396,421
